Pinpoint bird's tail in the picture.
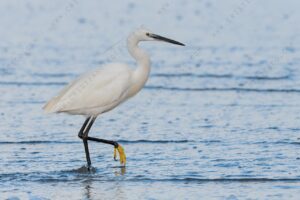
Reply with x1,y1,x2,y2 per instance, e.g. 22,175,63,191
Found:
43,98,60,113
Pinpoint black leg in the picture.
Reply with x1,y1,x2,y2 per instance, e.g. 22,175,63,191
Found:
78,117,96,169
78,117,91,138
78,117,126,166
79,119,119,148
86,136,125,164
87,136,118,148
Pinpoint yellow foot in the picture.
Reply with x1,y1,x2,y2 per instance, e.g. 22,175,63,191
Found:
114,144,126,165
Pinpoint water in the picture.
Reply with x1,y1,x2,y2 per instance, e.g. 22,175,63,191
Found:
1,0,300,199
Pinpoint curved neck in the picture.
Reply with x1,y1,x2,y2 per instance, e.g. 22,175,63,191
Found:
127,36,151,96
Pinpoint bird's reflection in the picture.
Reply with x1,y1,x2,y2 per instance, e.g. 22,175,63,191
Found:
114,166,126,176
83,179,93,200
80,166,126,200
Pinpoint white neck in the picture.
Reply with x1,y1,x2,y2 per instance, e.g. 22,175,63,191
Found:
127,36,151,96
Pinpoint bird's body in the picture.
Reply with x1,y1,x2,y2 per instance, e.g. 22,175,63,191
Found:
44,63,137,116
43,28,184,169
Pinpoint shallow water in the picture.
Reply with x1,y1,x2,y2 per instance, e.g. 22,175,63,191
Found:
1,0,300,199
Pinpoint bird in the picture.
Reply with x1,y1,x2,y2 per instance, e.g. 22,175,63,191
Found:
43,28,185,170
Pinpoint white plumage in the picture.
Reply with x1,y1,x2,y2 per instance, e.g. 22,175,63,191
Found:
44,63,133,116
44,28,184,117
43,28,184,168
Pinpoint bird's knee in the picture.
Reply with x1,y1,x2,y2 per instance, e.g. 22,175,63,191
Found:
78,134,87,140
113,141,119,148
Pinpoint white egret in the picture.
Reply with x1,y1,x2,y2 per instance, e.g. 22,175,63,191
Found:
43,28,184,169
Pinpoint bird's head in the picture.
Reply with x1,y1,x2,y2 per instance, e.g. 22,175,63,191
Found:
130,28,185,46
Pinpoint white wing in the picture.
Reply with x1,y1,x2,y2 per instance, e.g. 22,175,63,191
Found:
44,63,133,115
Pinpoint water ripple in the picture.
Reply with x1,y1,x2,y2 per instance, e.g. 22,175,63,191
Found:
153,73,290,80
1,171,300,183
0,81,65,86
1,81,300,93
0,139,210,145
126,178,300,183
0,141,77,145
2,139,299,146
147,86,300,93
118,139,195,144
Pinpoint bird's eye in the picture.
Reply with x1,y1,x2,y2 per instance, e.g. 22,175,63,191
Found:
146,33,150,36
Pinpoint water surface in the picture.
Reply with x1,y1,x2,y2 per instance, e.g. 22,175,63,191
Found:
1,0,300,199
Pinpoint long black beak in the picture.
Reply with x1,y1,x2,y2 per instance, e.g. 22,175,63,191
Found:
147,33,185,46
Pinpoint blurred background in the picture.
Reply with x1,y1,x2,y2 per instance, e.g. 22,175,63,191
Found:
1,0,300,199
